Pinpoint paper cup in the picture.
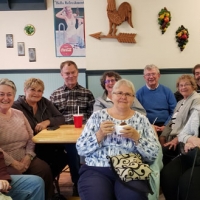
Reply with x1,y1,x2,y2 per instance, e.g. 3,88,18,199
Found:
73,114,83,128
115,125,127,135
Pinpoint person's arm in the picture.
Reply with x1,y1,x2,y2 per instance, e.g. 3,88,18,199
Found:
178,109,200,143
93,97,107,112
56,8,67,19
86,92,95,120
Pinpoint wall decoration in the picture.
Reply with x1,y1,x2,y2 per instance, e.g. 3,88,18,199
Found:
90,0,136,43
158,7,171,34
6,34,13,48
28,48,36,62
53,0,85,57
175,25,189,51
17,42,25,56
24,24,35,36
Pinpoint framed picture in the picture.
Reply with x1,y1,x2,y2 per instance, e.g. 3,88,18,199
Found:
6,34,13,48
28,48,36,62
17,42,25,56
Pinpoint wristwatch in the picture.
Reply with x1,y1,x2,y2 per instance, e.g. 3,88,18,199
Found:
27,154,34,161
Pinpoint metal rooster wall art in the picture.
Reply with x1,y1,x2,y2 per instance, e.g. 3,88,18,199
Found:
90,0,136,43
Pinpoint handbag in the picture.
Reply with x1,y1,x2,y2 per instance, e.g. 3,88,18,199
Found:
108,153,153,194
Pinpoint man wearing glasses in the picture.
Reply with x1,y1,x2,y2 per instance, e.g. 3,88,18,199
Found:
50,60,95,196
136,64,177,136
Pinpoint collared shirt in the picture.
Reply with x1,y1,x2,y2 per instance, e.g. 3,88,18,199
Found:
146,83,159,90
50,83,95,124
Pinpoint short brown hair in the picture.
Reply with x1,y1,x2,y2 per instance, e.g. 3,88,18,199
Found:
0,78,17,95
60,60,78,71
192,64,200,75
176,74,197,91
24,78,45,91
100,71,122,91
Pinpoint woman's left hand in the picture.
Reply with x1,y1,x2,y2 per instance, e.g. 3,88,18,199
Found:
35,120,50,133
164,137,178,150
120,126,140,142
21,155,31,171
184,142,196,153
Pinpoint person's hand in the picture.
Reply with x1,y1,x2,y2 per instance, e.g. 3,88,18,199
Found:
35,120,50,133
154,125,165,132
0,180,11,193
184,142,196,153
99,121,115,136
11,160,26,173
21,155,31,170
96,121,114,143
164,137,178,150
119,126,140,142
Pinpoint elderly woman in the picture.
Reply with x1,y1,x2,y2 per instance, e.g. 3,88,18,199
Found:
76,79,159,200
93,71,146,115
161,106,200,200
0,78,54,200
12,78,67,179
159,74,200,165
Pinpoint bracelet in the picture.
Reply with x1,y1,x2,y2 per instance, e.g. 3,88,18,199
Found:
27,154,34,161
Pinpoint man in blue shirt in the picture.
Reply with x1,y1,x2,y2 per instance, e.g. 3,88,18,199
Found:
136,64,177,136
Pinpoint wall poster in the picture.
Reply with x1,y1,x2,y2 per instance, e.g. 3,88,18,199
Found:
53,0,85,57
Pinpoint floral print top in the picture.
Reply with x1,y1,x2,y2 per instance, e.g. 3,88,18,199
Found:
76,109,159,167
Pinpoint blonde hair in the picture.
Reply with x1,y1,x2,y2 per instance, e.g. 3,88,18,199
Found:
0,78,17,95
24,78,45,91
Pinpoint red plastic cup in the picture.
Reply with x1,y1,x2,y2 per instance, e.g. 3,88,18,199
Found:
73,114,83,128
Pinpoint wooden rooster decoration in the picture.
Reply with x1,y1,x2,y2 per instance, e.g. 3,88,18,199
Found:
107,0,133,36
90,0,136,43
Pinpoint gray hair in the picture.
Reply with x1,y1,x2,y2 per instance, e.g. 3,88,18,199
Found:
112,79,135,95
0,78,17,95
144,64,160,74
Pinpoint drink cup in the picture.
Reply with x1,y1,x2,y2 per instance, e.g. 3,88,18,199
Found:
73,114,83,128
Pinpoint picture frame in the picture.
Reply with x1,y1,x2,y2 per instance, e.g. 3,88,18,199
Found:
6,34,13,48
17,42,25,56
28,48,36,62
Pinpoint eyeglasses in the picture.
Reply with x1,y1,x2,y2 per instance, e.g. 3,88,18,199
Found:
195,72,200,76
144,73,157,77
104,79,116,84
178,83,192,88
113,92,134,98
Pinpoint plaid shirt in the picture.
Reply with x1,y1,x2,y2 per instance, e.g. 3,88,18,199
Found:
50,83,95,124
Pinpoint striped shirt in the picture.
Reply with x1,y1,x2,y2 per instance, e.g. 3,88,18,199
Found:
50,83,95,124
0,109,35,166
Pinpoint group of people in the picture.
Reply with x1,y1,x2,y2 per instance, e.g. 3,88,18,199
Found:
1,61,200,200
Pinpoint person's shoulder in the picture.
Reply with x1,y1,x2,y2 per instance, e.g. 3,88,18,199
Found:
159,84,172,91
11,108,24,115
51,85,64,94
136,85,146,93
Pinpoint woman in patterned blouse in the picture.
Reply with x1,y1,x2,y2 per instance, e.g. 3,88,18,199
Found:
76,79,160,200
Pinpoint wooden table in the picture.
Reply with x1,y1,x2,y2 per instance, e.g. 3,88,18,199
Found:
32,125,83,144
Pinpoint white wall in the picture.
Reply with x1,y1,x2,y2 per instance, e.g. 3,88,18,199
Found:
0,0,200,70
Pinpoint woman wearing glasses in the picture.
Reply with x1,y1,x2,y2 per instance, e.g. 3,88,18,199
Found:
93,71,146,115
159,74,200,166
76,79,160,200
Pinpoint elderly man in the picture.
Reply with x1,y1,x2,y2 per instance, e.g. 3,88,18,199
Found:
50,60,95,196
136,64,177,136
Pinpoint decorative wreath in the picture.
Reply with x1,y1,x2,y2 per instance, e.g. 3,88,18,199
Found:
158,7,171,34
175,25,189,51
24,24,35,36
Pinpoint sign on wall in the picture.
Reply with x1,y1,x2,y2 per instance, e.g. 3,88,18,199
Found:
53,0,85,57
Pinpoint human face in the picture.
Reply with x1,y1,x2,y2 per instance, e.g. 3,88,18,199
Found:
112,84,134,109
0,85,15,114
61,64,78,89
24,85,43,104
178,80,194,99
104,76,117,94
143,69,160,89
194,68,200,87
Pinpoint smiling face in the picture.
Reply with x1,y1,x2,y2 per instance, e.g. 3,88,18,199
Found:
178,79,194,99
112,83,135,110
61,64,79,89
24,85,43,105
104,76,117,95
143,68,160,89
0,85,15,114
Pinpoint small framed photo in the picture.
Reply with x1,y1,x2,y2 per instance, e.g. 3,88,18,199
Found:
6,34,13,48
28,48,36,62
17,42,25,56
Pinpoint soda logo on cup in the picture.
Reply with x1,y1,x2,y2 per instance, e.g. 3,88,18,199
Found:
73,114,83,128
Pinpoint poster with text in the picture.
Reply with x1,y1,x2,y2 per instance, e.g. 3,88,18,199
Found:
54,0,85,57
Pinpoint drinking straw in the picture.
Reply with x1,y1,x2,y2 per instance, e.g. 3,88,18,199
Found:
78,106,79,115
